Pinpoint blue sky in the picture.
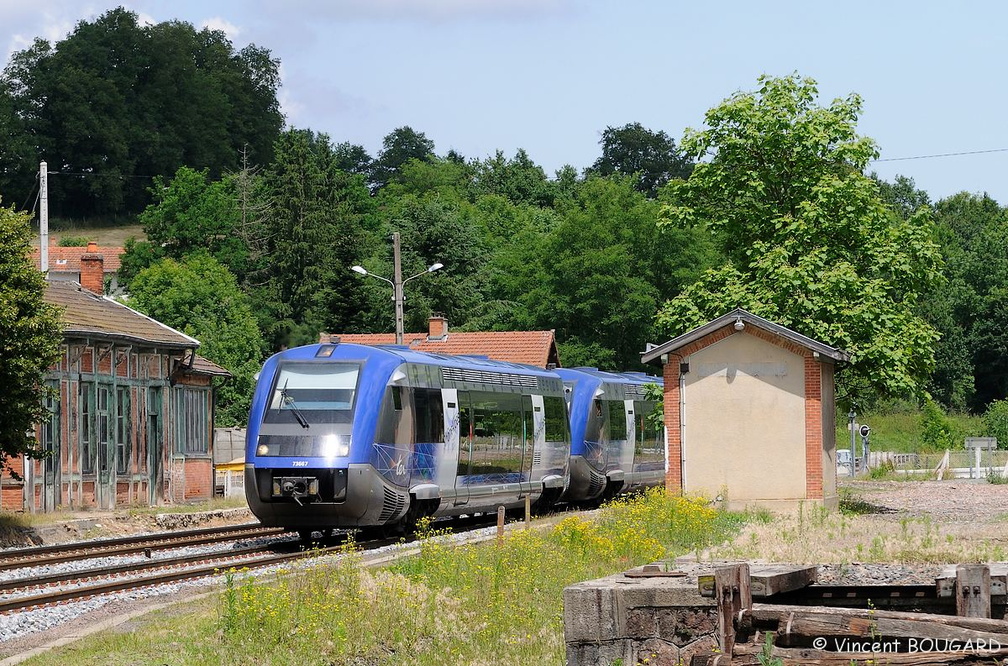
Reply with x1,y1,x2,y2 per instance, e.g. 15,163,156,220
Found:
2,1,1006,204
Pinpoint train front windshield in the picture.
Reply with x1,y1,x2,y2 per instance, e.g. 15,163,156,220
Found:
255,362,360,458
265,363,359,425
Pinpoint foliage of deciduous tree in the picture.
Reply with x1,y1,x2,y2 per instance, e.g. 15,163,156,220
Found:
471,149,555,207
928,192,1008,411
588,122,693,198
127,253,264,426
370,126,435,190
656,74,942,403
120,166,246,284
0,8,282,217
0,203,62,465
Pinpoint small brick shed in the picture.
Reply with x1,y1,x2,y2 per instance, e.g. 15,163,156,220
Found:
642,309,849,511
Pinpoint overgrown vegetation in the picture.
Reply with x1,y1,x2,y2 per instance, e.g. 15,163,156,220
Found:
20,490,743,665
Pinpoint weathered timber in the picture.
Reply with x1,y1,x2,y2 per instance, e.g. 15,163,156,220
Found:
716,643,1008,665
748,603,1008,645
699,564,817,598
956,564,992,618
938,563,1007,598
715,563,752,656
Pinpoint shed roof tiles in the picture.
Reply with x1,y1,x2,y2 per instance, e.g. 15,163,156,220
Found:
44,280,198,350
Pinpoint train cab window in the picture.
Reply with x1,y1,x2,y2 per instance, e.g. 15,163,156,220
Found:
375,386,413,446
607,400,626,442
414,389,444,443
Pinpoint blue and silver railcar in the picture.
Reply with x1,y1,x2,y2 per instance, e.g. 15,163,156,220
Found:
245,342,570,533
557,368,664,503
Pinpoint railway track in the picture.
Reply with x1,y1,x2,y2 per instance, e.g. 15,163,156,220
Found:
0,513,506,616
0,522,287,572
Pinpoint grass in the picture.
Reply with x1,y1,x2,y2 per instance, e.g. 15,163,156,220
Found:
839,409,983,455
124,496,250,518
18,490,743,665
34,220,145,248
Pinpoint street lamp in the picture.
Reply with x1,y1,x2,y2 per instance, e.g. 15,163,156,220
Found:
350,232,443,345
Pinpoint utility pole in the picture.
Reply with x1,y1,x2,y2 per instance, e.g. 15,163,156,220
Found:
350,233,443,344
393,232,405,345
40,161,48,276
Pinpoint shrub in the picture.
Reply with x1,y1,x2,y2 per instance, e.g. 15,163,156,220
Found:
919,398,955,451
982,399,1008,450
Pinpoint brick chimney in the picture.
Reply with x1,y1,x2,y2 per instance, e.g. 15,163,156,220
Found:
80,242,104,295
427,315,448,341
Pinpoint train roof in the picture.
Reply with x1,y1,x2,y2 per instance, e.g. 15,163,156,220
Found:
270,341,560,377
555,367,663,386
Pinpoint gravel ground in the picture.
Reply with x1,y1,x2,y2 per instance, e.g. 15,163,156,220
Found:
842,478,1008,522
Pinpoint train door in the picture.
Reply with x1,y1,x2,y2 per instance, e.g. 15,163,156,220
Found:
620,399,636,484
524,395,542,492
444,389,469,506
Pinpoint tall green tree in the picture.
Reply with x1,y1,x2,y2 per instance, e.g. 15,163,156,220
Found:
120,166,246,284
127,253,264,426
931,192,1008,411
253,128,373,348
0,8,282,217
370,126,435,190
0,203,62,464
588,122,693,198
657,74,942,403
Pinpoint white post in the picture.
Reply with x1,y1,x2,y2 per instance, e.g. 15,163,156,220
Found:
392,232,404,345
40,161,48,275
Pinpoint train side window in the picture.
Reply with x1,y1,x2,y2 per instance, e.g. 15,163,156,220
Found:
414,389,443,443
607,400,626,442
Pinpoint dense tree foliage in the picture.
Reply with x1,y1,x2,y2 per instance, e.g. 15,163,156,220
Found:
3,13,999,423
249,128,374,349
588,122,693,198
0,7,282,218
656,74,942,403
0,203,62,464
127,254,264,426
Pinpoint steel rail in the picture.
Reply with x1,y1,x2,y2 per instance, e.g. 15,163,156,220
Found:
0,525,288,572
0,535,392,614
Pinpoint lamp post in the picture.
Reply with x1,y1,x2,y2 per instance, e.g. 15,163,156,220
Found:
351,232,443,345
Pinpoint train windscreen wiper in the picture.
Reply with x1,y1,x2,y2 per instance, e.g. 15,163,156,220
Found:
279,379,310,429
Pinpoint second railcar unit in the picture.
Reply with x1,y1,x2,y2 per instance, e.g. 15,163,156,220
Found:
557,368,664,503
245,342,571,534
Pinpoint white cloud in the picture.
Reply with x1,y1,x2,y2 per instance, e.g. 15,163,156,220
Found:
201,16,241,40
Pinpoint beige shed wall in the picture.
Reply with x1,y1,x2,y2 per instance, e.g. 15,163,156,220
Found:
682,333,806,502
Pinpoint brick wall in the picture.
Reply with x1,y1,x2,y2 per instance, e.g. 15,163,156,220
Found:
804,356,824,499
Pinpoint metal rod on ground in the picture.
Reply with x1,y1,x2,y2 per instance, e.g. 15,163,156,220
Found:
524,494,530,528
497,505,505,545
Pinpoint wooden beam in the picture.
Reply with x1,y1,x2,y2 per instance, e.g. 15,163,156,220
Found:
749,603,1008,644
715,563,752,657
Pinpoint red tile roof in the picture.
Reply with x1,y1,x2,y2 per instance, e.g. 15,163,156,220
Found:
321,330,561,368
31,244,124,273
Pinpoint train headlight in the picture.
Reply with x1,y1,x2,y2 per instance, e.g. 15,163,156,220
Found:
320,434,349,458
257,444,270,456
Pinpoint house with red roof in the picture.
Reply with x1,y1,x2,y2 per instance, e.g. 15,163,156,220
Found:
31,240,124,293
320,316,561,369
